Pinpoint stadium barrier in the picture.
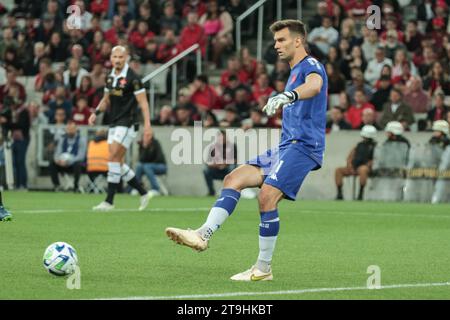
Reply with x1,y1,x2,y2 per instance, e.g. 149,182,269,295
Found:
367,142,409,202
27,126,446,201
432,146,450,203
142,44,202,118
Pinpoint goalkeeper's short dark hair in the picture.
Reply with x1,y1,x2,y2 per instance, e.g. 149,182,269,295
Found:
269,19,307,38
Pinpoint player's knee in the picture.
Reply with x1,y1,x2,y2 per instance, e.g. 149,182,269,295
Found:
108,155,119,162
108,150,121,162
258,189,278,211
223,172,240,190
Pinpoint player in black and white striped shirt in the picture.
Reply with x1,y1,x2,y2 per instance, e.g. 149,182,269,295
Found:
89,46,153,211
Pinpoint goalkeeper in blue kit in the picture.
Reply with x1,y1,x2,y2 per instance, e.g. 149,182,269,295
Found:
166,20,328,281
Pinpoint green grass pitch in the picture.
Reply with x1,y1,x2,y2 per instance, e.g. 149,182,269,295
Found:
1,191,450,300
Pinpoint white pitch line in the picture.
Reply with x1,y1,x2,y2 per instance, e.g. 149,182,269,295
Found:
301,210,450,220
97,281,450,300
15,208,210,214
14,207,450,220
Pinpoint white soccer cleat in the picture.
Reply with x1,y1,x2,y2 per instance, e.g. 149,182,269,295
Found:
165,227,208,252
230,265,273,281
92,201,114,211
149,190,161,197
138,191,153,211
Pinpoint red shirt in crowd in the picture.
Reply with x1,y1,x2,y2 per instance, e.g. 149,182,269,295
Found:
380,30,405,43
433,108,445,121
42,88,56,105
430,30,446,50
128,30,155,50
156,44,179,63
104,27,125,46
251,84,274,102
71,107,92,125
190,85,221,110
91,51,112,70
345,0,371,18
73,87,97,107
178,23,206,56
88,44,102,61
346,103,375,129
0,82,27,103
90,0,108,15
244,59,258,82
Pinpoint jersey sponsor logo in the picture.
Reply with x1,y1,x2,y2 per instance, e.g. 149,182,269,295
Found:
110,89,124,96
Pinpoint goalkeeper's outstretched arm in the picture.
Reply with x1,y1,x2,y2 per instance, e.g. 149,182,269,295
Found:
263,73,323,116
291,73,323,100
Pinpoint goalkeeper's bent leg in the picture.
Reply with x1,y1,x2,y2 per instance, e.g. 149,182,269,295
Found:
197,188,241,240
197,165,264,240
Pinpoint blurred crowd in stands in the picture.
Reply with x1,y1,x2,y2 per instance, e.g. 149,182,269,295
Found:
0,0,450,191
1,0,447,133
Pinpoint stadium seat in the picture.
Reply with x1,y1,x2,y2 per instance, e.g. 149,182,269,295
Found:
432,146,450,203
60,173,75,191
344,175,359,201
404,144,445,202
83,173,107,194
367,142,410,201
411,113,428,132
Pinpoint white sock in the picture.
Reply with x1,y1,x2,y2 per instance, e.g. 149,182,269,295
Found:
107,162,121,183
256,236,278,272
197,207,229,240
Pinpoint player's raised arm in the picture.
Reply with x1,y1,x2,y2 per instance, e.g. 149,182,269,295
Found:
263,73,323,116
135,90,153,147
292,73,323,99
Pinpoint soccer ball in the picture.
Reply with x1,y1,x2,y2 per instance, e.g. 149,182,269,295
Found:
43,242,78,276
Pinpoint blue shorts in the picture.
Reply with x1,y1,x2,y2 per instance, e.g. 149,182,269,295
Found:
247,144,319,201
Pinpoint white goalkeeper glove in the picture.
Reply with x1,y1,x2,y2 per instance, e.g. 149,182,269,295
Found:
262,91,299,116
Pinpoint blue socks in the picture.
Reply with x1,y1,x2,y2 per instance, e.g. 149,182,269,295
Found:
197,189,241,240
213,188,241,214
197,189,280,274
